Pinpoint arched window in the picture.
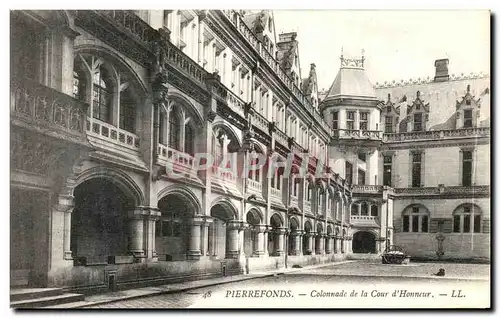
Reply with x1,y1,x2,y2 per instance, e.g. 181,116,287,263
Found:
119,88,136,133
351,205,359,216
184,124,195,155
169,113,180,150
292,178,300,197
360,202,369,216
371,205,379,217
92,66,112,123
402,205,429,233
306,182,312,202
453,204,481,233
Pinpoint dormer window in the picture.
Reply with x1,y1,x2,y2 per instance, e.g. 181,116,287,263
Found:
466,99,471,106
413,113,423,132
386,106,391,113
464,109,473,128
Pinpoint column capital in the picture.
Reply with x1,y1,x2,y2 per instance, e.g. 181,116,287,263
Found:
128,206,161,219
189,216,205,225
227,220,242,230
253,225,268,233
275,227,287,235
291,230,304,236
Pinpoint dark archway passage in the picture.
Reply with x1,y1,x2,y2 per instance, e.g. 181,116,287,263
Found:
71,178,133,263
352,231,376,253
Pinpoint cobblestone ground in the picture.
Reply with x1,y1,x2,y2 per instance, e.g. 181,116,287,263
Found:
86,261,490,309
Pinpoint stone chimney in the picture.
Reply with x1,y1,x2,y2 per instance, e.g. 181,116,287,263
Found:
278,32,297,43
434,59,450,82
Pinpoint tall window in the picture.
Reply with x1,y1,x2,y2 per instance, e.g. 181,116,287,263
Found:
453,205,481,233
351,205,359,216
402,206,429,233
462,150,473,186
385,116,393,133
73,70,86,101
411,152,422,188
306,182,312,202
119,89,136,133
92,67,112,122
293,178,300,197
358,169,366,185
346,111,355,130
383,155,392,186
360,112,368,131
413,113,423,131
185,125,194,155
464,109,473,128
332,111,338,129
169,113,180,150
345,161,353,185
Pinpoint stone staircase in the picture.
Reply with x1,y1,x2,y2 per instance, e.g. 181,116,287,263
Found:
10,288,85,309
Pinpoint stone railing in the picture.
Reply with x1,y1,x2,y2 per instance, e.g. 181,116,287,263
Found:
11,76,89,138
226,86,246,117
274,126,288,148
98,10,157,46
251,110,269,133
220,10,333,135
383,128,490,142
87,119,141,150
350,216,380,224
211,166,237,183
158,144,195,171
270,187,281,199
163,39,207,85
351,185,384,194
334,129,383,140
247,178,262,192
374,71,489,89
394,185,490,196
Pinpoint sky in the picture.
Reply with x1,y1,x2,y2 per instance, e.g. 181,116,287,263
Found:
271,10,490,91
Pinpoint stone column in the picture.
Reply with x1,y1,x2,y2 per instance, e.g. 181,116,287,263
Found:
263,226,270,255
292,231,302,255
128,209,146,262
335,236,341,254
325,235,331,254
226,221,240,259
319,234,325,255
58,195,74,260
253,225,266,256
145,207,161,261
309,232,316,255
201,217,213,256
187,216,204,260
275,228,286,256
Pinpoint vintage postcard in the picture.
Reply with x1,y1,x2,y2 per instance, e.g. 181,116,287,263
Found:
9,9,490,309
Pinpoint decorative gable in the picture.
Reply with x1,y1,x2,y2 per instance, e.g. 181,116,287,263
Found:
455,84,482,129
406,91,430,132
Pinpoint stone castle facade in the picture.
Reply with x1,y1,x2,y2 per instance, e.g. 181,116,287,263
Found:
10,10,490,292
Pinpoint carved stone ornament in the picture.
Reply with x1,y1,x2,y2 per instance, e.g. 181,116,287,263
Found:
207,110,217,123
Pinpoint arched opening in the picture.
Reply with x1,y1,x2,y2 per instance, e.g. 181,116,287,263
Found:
119,87,137,133
303,221,312,255
360,202,369,216
209,202,236,259
268,213,284,256
288,217,300,255
352,231,376,254
341,229,346,253
155,193,194,261
326,226,333,254
334,227,339,253
71,178,134,264
212,125,240,180
315,223,323,254
244,209,262,256
371,204,379,217
351,204,359,216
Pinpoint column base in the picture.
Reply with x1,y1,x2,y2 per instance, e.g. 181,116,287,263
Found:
274,250,285,256
63,251,73,260
252,250,266,257
225,251,239,259
187,251,202,260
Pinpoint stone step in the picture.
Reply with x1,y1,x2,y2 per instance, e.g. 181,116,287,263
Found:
10,288,63,302
11,293,85,309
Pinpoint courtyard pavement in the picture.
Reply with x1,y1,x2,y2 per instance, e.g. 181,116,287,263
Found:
46,260,490,309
